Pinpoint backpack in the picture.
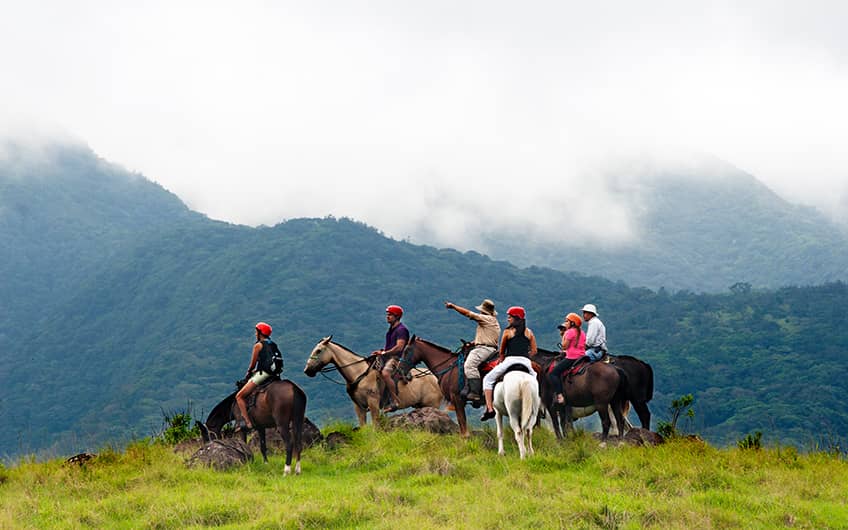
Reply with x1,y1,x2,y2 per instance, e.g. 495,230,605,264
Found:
259,339,284,375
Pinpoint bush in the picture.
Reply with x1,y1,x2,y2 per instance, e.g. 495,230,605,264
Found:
737,431,762,450
160,404,200,445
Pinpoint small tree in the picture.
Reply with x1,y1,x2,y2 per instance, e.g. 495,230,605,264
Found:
657,394,695,439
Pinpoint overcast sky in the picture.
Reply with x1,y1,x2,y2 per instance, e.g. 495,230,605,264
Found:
2,1,847,247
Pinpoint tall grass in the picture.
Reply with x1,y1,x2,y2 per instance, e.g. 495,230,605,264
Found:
1,427,846,529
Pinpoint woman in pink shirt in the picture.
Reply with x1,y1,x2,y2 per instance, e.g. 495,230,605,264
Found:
548,313,586,404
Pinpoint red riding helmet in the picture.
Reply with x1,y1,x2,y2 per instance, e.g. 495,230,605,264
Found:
385,305,404,317
507,306,526,319
255,322,272,336
566,312,583,327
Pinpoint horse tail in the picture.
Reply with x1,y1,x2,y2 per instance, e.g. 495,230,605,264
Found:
289,381,308,447
644,361,654,402
520,376,537,430
614,367,630,406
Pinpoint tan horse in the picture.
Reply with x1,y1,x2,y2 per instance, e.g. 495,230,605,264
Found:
303,336,443,426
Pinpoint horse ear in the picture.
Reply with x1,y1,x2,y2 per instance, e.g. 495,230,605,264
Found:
328,334,333,342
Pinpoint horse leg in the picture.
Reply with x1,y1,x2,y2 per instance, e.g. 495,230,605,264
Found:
562,404,573,435
632,400,651,430
597,403,612,444
279,423,293,476
354,404,367,427
257,428,268,462
495,409,505,456
454,398,469,438
611,401,627,442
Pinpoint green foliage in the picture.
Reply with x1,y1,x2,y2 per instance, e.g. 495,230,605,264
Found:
159,405,200,445
3,142,848,458
737,431,763,450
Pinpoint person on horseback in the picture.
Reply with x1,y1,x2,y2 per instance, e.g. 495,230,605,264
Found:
548,312,586,404
480,306,538,421
445,298,501,403
235,321,280,431
371,304,410,412
582,303,607,361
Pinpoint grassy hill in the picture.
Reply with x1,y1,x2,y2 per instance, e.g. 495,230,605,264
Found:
2,427,847,529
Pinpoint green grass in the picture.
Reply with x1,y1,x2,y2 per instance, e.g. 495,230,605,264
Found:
1,428,846,529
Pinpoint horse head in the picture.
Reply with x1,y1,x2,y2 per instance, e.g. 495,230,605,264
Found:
303,335,334,377
398,335,420,377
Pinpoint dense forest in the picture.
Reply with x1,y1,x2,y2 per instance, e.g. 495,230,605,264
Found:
2,142,846,457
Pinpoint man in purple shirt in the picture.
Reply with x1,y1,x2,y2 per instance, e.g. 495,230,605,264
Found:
371,304,410,412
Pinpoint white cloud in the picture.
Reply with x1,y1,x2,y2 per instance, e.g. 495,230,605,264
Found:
2,1,847,243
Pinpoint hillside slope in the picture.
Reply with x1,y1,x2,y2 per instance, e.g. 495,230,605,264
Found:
2,142,847,456
484,160,848,291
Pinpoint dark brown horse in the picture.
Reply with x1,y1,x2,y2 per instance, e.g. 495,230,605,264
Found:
606,354,653,429
536,349,633,438
199,378,307,475
555,359,629,442
399,336,477,436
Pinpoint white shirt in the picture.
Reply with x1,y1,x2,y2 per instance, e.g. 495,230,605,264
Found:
585,317,607,350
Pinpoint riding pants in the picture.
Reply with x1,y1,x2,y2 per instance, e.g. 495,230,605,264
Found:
249,370,272,385
548,358,577,396
483,357,536,391
464,345,497,379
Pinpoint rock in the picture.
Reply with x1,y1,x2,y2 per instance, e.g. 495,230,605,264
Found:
623,427,664,446
324,431,352,450
387,406,460,434
65,452,96,466
188,438,253,469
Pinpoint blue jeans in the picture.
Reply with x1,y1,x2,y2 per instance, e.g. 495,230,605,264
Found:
585,347,604,362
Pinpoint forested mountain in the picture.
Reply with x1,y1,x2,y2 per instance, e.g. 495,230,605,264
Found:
2,142,846,458
484,160,848,292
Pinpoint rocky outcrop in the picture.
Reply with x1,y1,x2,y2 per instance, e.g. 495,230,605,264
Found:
188,438,253,469
387,407,459,434
623,427,664,446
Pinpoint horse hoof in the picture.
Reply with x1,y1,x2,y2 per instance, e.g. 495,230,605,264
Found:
284,465,292,475
599,441,607,449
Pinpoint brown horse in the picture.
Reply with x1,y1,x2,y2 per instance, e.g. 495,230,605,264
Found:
199,378,307,475
556,360,629,442
399,336,478,436
303,336,442,426
536,349,632,438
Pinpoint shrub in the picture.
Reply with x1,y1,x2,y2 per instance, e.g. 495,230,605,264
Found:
160,404,200,445
657,394,695,439
737,431,763,450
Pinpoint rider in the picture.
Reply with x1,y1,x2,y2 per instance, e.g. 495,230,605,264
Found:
582,303,607,361
371,304,410,412
480,306,537,421
235,321,280,431
445,298,501,403
548,312,586,404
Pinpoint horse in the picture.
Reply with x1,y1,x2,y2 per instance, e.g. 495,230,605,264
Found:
555,359,629,442
303,336,442,426
399,336,477,436
198,378,307,475
535,348,632,438
494,370,541,459
606,354,654,429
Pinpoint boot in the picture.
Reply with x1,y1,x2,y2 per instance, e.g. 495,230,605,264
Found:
466,378,482,404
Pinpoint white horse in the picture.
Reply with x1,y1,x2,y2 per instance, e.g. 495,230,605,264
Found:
494,370,541,459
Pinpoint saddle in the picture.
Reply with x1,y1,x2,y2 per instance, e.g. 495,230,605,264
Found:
240,375,281,411
565,354,610,380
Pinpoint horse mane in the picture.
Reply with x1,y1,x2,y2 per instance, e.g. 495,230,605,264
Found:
206,391,237,428
414,337,456,355
329,340,365,358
